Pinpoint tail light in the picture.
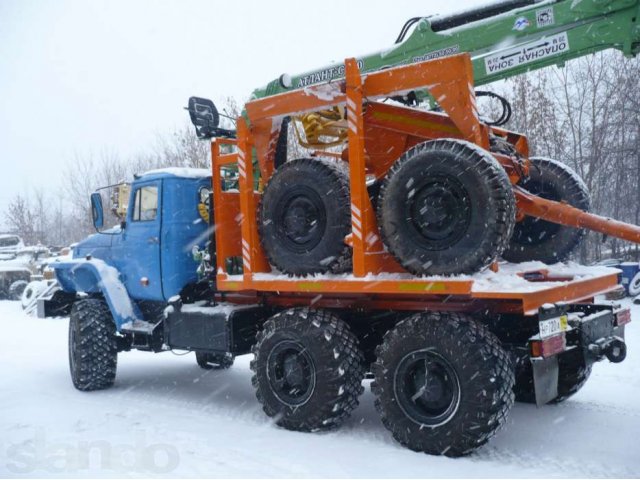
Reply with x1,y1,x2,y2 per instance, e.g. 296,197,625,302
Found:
530,333,566,358
615,308,631,327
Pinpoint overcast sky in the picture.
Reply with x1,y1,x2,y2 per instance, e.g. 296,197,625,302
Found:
0,0,484,230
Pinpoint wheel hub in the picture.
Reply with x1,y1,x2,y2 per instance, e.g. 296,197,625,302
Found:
276,186,327,253
394,350,461,427
267,340,316,406
410,177,471,249
282,196,320,244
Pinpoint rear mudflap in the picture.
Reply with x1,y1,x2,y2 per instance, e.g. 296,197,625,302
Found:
532,356,559,406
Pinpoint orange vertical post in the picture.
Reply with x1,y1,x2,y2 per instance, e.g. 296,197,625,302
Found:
236,118,256,284
345,58,379,277
235,118,271,283
211,140,226,277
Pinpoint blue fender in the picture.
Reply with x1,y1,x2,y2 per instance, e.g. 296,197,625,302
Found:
53,259,142,330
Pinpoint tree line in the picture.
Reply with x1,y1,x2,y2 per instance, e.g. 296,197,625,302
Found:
3,98,239,248
4,53,640,263
499,51,640,262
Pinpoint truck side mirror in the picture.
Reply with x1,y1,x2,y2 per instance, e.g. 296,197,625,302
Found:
90,192,104,230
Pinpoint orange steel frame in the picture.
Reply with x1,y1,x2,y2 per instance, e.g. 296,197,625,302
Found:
210,53,622,316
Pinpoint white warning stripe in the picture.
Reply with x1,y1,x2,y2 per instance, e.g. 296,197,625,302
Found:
346,97,357,111
242,239,252,270
348,121,357,134
351,202,363,240
351,204,361,218
237,149,246,176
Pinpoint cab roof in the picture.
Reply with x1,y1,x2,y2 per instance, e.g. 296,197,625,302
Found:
138,167,211,181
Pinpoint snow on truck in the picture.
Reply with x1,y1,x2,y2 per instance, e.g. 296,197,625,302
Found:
48,0,640,457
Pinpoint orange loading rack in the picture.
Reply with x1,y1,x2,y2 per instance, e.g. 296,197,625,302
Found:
210,53,623,316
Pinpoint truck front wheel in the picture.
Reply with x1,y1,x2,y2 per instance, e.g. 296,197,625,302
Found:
372,312,515,456
68,299,118,391
251,308,365,431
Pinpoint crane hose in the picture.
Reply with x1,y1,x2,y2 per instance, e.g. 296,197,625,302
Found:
292,91,512,149
293,106,349,149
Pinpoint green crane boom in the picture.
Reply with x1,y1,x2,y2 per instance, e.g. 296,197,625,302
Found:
251,0,640,101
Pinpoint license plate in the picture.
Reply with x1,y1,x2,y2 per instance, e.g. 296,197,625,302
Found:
539,315,568,338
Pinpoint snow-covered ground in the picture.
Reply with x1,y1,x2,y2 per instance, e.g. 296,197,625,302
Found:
1,299,639,478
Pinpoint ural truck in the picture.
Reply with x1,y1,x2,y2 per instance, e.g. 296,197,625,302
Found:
51,0,640,456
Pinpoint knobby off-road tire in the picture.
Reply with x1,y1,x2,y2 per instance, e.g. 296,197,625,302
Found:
21,281,48,310
503,157,590,264
251,308,365,432
378,139,515,275
372,312,515,457
259,158,352,275
9,280,28,301
629,271,640,297
195,351,235,370
68,298,118,391
513,347,592,404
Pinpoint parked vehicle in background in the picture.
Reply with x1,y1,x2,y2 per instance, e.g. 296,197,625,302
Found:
0,235,51,300
0,234,24,256
21,246,76,316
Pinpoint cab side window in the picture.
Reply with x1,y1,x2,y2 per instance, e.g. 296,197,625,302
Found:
132,186,158,222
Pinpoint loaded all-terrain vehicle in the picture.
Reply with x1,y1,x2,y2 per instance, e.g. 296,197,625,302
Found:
48,0,640,456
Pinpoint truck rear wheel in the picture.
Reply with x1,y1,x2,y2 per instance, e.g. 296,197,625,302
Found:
195,351,234,370
259,158,352,275
503,157,590,264
377,139,515,275
372,312,514,456
251,308,365,431
513,348,592,404
68,298,118,391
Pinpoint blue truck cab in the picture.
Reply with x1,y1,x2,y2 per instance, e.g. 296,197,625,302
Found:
52,168,214,330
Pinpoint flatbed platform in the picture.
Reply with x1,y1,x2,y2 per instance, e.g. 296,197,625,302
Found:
217,262,620,316
209,56,621,318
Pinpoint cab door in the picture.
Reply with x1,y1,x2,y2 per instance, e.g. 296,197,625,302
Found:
120,180,164,301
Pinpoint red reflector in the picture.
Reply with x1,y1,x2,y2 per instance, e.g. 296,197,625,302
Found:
615,309,631,327
530,333,566,358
